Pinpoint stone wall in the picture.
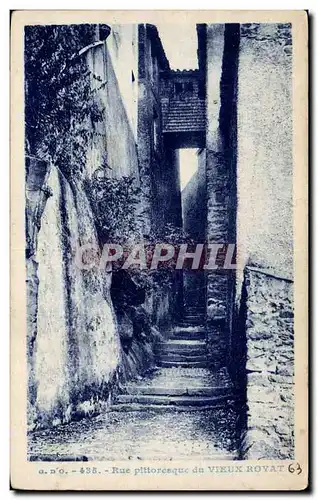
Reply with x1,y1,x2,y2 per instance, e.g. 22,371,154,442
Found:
154,142,182,230
27,165,120,431
232,23,294,459
205,24,239,365
240,267,294,459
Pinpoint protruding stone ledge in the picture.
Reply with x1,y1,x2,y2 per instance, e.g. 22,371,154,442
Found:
245,265,294,283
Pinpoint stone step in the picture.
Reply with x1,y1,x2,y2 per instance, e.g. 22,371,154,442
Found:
182,313,205,318
183,314,205,319
125,366,233,388
111,403,237,413
171,330,206,341
174,325,205,333
115,393,236,407
179,320,205,326
158,353,208,363
156,340,207,355
185,306,205,311
158,360,208,368
121,385,232,397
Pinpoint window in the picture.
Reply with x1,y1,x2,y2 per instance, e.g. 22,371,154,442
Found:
175,82,183,96
198,81,205,99
174,81,194,97
184,82,194,92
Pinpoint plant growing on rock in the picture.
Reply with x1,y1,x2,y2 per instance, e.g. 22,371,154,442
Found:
88,170,144,244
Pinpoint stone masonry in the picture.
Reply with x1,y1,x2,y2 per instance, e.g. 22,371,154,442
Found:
204,24,240,366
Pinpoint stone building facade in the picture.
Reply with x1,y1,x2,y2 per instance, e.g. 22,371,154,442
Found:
234,23,294,459
137,24,183,236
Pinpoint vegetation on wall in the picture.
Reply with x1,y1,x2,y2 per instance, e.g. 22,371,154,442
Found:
24,24,104,180
87,169,192,294
88,168,144,244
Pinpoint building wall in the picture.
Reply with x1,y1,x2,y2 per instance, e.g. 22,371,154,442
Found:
234,23,294,460
26,22,295,446
106,24,139,138
137,24,161,235
181,167,204,239
205,24,239,365
240,267,294,459
204,23,294,457
236,23,293,289
85,40,139,181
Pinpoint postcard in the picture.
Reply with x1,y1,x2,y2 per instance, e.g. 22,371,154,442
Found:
10,9,308,490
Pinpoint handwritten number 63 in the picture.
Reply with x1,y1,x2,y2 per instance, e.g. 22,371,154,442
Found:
288,463,302,475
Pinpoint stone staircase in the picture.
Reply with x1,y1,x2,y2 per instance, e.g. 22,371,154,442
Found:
113,309,236,412
28,309,241,461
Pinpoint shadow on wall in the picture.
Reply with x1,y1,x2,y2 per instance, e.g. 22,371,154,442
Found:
110,270,164,382
229,274,248,459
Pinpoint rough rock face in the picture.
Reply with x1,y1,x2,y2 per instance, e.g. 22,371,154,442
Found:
241,267,294,460
27,165,120,430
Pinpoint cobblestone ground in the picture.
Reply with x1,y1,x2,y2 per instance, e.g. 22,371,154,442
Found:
28,406,240,461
